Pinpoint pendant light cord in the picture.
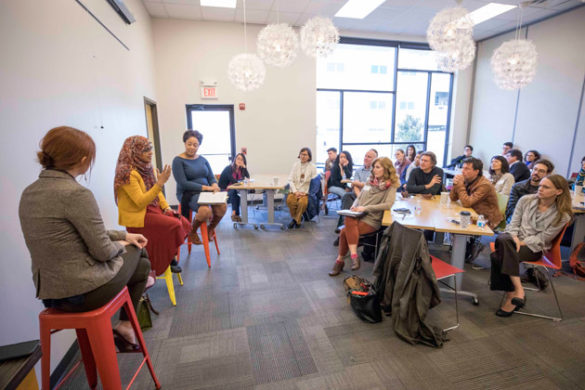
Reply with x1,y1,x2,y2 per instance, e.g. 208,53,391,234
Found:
243,0,248,52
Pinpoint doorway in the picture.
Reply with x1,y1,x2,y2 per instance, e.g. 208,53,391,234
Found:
144,97,163,171
186,104,236,174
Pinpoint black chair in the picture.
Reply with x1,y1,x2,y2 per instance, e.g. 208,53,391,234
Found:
358,227,386,262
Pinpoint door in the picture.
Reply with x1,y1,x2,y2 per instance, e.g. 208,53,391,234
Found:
144,97,163,171
186,104,236,175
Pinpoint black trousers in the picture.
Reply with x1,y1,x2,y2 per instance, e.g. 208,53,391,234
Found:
43,246,151,320
490,233,542,291
228,189,241,215
337,192,357,227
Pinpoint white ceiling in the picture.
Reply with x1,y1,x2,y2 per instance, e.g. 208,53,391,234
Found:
141,0,583,41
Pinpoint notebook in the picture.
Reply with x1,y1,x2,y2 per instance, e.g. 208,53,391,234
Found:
198,191,228,204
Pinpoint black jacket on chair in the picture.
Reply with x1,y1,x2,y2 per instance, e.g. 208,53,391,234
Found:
509,161,530,182
372,222,444,347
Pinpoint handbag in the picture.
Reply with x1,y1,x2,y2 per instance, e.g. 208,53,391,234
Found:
136,295,154,331
343,275,382,323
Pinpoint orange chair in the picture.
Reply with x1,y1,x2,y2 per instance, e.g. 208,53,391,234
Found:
39,287,160,390
489,224,569,321
431,255,465,332
177,204,219,268
322,171,341,215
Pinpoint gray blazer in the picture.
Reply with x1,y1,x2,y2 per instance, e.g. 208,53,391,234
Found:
19,170,126,299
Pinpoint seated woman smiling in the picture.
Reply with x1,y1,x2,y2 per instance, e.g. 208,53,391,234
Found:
329,157,399,275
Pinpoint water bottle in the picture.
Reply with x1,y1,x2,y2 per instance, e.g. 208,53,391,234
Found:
414,198,422,216
477,214,486,229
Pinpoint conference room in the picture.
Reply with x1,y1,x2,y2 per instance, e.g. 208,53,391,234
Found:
2,0,585,389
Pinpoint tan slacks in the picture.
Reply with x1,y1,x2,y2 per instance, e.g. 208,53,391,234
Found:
286,194,308,224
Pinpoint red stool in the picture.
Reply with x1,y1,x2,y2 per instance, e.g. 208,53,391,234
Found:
177,205,219,268
39,287,161,390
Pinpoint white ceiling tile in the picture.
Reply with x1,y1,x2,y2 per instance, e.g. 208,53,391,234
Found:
276,0,311,13
201,6,237,21
304,1,344,16
241,0,273,10
143,1,169,17
265,11,302,25
165,3,203,19
234,8,269,23
162,0,199,4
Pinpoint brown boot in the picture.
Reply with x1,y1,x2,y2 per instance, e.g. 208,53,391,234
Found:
351,256,360,271
208,213,222,242
328,260,345,277
189,219,203,245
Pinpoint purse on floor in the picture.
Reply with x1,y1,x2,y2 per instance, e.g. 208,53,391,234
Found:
343,275,382,324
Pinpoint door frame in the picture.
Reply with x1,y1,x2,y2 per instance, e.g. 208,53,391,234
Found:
144,97,163,170
185,104,236,161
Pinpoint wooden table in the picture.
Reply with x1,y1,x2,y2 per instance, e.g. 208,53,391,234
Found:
228,174,288,230
572,191,585,250
0,340,41,390
382,194,494,304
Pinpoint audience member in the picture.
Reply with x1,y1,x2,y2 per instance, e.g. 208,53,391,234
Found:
286,147,317,229
446,144,473,169
502,142,513,155
329,157,399,276
115,136,190,276
19,126,150,351
406,144,416,163
574,155,585,190
334,149,377,236
218,152,250,222
406,151,443,195
324,147,337,172
394,149,411,185
450,157,502,229
506,148,530,182
404,151,423,184
172,130,226,245
505,159,554,222
327,150,353,198
490,174,572,317
524,150,541,169
488,155,515,196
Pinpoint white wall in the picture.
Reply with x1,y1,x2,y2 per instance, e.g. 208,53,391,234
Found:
0,0,157,373
469,7,585,174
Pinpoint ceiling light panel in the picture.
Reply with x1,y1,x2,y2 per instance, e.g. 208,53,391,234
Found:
335,0,386,19
200,0,236,9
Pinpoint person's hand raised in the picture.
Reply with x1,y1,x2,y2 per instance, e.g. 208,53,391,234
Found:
156,165,171,186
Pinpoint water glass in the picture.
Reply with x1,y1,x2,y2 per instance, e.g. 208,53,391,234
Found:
460,211,471,229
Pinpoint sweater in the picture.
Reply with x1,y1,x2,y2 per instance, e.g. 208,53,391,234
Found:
489,172,515,196
218,165,250,190
117,170,169,228
449,175,502,229
352,182,397,230
288,161,317,193
506,194,571,252
406,167,444,195
172,155,217,202
505,179,538,222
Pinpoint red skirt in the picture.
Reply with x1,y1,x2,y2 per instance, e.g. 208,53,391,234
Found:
127,205,191,276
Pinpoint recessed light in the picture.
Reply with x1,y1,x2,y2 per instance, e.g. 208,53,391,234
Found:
200,0,237,9
467,3,517,25
335,0,385,19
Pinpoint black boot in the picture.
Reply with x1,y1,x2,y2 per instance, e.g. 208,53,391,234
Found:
170,259,182,273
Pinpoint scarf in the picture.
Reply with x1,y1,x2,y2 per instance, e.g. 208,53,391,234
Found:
369,177,391,191
114,136,158,206
231,165,243,181
490,172,503,186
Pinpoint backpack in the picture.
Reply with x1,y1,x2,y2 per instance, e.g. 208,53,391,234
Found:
569,242,585,278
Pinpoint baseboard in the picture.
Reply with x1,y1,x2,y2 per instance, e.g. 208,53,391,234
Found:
50,340,79,389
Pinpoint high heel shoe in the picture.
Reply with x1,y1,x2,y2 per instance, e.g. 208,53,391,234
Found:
511,296,526,309
113,329,141,353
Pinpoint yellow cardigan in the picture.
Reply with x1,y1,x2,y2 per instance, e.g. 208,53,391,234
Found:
117,170,169,228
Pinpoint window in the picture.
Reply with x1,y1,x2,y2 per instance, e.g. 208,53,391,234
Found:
316,39,453,167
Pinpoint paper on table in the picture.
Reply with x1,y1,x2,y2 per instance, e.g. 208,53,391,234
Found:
198,191,228,204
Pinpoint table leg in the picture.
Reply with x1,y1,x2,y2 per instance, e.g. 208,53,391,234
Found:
238,189,249,224
447,234,479,305
266,189,275,224
571,213,585,250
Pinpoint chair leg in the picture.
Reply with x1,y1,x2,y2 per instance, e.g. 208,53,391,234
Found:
515,266,563,321
177,272,184,286
86,321,123,390
75,329,98,389
157,266,176,306
214,234,220,255
439,277,460,333
39,320,52,390
200,223,212,268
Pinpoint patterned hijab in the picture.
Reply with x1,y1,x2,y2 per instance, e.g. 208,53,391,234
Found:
114,136,157,205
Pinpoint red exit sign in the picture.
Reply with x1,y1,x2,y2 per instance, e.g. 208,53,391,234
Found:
201,86,217,99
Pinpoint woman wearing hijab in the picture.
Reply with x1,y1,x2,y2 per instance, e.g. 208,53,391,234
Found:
115,136,191,276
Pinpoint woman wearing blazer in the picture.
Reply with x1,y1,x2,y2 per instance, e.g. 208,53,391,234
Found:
19,126,150,351
115,136,191,276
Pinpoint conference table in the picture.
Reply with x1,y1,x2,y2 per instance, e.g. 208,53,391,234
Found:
382,194,494,304
228,174,288,230
572,191,585,250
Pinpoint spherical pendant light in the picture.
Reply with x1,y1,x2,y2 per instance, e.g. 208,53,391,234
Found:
257,23,299,67
427,7,474,53
436,37,476,72
300,16,339,58
227,53,266,92
491,39,538,90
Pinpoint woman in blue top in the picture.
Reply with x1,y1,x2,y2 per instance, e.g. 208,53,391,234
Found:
172,130,227,245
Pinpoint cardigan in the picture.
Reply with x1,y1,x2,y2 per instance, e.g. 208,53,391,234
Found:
19,169,126,299
287,161,317,193
117,170,169,228
352,182,397,230
449,175,502,229
489,172,515,196
506,194,571,252
218,164,250,190
328,163,352,189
